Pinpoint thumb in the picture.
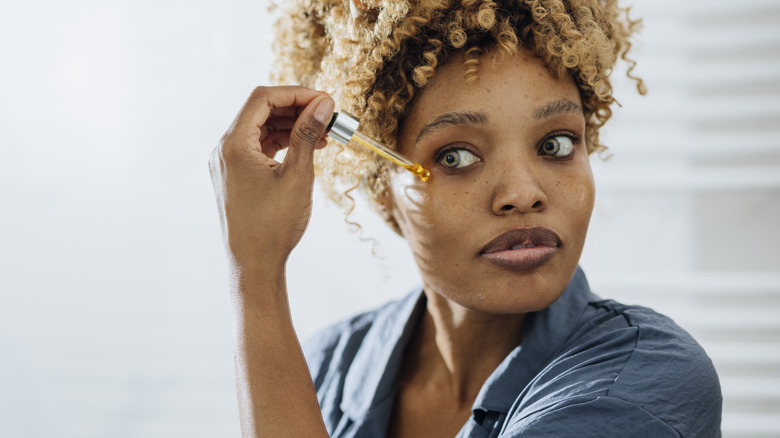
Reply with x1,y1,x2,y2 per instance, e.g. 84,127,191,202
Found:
282,96,335,175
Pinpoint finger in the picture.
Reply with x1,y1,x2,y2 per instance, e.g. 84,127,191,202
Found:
260,132,290,158
261,131,328,157
258,116,295,144
281,95,334,176
314,137,329,150
235,86,327,137
269,106,307,119
260,116,298,139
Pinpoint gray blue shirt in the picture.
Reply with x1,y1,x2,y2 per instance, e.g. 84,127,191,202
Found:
303,268,722,437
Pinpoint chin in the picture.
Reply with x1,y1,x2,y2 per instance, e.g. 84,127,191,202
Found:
427,261,578,316
482,279,567,314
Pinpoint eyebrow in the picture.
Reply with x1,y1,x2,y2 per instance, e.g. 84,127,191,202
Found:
534,98,584,120
415,111,488,144
413,99,583,144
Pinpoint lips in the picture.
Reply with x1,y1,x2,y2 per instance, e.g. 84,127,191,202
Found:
479,227,561,271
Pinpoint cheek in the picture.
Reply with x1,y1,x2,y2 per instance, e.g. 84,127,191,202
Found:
390,176,477,249
389,175,432,240
578,164,596,215
556,164,595,231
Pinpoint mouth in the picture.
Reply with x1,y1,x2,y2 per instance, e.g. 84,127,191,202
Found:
479,227,561,271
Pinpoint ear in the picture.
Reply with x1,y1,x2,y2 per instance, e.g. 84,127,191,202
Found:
376,186,404,237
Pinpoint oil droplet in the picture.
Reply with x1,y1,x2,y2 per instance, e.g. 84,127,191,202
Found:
405,163,430,182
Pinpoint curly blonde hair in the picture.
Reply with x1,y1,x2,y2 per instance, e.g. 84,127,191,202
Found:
272,0,645,213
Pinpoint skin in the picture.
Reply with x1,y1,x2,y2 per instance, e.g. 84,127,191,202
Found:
384,50,595,438
210,49,594,437
210,86,334,437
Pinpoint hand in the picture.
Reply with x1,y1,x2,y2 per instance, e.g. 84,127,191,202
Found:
209,86,335,278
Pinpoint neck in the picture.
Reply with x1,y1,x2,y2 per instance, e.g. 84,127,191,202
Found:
403,289,526,406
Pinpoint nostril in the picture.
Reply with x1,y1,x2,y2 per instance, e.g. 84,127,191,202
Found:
492,186,547,215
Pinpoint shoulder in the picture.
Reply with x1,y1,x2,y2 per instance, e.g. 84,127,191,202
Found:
505,299,722,437
302,303,381,386
301,292,416,387
600,301,722,435
502,396,683,437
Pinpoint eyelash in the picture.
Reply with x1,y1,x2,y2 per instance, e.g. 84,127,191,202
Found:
432,144,478,168
537,131,581,160
431,131,581,168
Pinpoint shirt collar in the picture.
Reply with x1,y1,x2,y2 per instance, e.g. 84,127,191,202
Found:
341,266,594,421
470,266,594,414
341,289,425,423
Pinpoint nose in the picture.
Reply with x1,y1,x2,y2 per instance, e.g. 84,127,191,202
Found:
490,159,548,215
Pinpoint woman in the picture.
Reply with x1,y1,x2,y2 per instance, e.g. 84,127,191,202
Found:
209,0,722,436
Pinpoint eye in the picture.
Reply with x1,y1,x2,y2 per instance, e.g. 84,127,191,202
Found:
436,146,480,169
539,135,575,158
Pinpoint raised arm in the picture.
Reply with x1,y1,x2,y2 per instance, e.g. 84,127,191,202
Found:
209,86,334,437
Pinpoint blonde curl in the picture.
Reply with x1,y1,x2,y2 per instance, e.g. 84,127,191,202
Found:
272,0,646,214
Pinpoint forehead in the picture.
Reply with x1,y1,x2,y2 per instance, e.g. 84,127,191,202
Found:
400,50,581,140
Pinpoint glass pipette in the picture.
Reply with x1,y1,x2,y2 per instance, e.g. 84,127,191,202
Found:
326,112,430,182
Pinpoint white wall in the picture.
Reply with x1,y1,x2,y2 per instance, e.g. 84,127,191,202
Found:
1,1,778,437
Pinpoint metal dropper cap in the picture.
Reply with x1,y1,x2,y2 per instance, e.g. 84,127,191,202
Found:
326,112,360,145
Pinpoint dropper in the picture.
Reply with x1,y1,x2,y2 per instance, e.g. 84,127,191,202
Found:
326,112,430,182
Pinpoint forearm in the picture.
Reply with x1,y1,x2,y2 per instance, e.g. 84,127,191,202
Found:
210,86,335,436
231,268,329,438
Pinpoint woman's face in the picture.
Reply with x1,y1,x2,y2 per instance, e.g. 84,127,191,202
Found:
386,49,594,314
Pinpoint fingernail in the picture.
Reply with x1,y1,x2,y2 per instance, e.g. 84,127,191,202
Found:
314,98,335,124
